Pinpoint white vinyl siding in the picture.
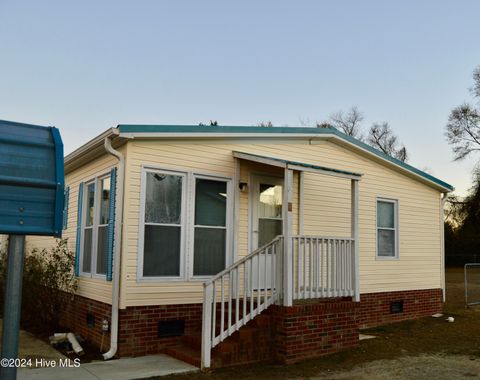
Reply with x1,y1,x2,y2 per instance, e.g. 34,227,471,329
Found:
25,150,121,305
122,139,442,307
26,136,443,308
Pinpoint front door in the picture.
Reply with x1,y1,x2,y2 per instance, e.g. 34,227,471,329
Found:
251,175,283,289
251,175,284,249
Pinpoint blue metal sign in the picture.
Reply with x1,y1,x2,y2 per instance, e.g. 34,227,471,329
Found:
0,120,64,237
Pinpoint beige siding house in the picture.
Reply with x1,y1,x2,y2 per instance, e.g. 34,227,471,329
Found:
27,125,452,368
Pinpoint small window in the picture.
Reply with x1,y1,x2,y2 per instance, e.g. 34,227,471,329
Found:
142,170,185,277
376,199,398,258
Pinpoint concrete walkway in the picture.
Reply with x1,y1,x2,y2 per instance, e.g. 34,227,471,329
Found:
0,319,65,364
1,320,198,379
18,355,198,380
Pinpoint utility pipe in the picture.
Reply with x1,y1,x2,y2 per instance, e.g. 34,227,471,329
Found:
103,137,125,360
52,333,84,355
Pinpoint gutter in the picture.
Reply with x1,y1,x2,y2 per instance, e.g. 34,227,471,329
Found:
65,128,118,168
102,137,125,360
440,193,448,302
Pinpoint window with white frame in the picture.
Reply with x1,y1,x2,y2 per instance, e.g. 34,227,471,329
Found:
192,177,229,277
142,170,185,277
81,175,111,276
139,168,231,280
376,199,398,258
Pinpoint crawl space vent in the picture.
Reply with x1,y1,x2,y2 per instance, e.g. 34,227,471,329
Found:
390,300,404,314
158,320,185,338
86,313,95,328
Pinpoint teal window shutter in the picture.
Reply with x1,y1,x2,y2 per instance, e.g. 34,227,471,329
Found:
63,186,70,230
74,183,84,276
106,168,117,281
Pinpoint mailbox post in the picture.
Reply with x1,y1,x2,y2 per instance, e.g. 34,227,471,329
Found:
0,120,64,380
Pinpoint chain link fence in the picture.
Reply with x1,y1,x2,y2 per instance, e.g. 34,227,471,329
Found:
464,263,480,306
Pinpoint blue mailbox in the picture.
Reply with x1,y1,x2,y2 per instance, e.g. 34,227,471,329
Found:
0,120,64,237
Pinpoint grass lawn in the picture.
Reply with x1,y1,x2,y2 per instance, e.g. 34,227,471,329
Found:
154,268,480,380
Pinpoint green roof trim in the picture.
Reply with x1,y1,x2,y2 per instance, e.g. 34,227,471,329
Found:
117,124,454,192
334,129,454,192
118,124,335,134
233,151,362,178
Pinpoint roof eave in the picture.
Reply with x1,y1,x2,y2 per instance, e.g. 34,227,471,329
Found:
65,128,121,174
117,129,453,193
327,133,454,193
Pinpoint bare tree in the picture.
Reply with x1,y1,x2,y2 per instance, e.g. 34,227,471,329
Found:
445,104,480,161
445,66,480,161
328,106,364,138
258,121,273,127
472,66,480,99
316,121,334,129
198,120,219,126
367,122,408,162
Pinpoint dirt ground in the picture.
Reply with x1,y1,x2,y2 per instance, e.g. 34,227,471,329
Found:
157,268,480,380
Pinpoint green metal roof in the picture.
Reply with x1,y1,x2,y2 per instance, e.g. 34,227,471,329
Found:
119,124,335,134
117,124,454,192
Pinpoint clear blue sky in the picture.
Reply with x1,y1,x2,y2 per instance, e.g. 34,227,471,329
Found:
1,0,479,195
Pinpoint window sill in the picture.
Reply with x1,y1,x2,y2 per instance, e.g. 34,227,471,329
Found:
136,276,186,283
375,256,399,261
136,276,216,283
78,273,107,280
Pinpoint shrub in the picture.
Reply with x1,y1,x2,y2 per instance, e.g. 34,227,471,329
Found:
0,239,77,333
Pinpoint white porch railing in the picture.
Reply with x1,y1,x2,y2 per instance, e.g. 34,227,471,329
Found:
292,236,355,300
201,235,357,369
201,236,284,369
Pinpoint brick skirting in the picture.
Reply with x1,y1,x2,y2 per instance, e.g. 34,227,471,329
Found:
62,288,443,365
118,304,202,357
61,295,112,350
270,298,359,364
357,288,443,329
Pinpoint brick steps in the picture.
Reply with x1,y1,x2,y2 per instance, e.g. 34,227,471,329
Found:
166,312,273,368
165,344,202,368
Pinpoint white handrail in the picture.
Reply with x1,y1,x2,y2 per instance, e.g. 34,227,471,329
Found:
201,236,283,369
292,236,355,300
201,234,357,369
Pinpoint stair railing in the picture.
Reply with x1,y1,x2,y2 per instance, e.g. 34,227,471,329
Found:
201,236,283,369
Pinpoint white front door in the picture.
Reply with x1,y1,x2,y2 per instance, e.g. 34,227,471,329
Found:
250,175,283,289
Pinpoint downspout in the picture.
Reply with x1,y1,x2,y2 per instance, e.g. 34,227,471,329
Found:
440,193,448,303
103,137,125,360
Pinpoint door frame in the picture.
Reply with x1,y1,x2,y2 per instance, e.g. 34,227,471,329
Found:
248,173,284,253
